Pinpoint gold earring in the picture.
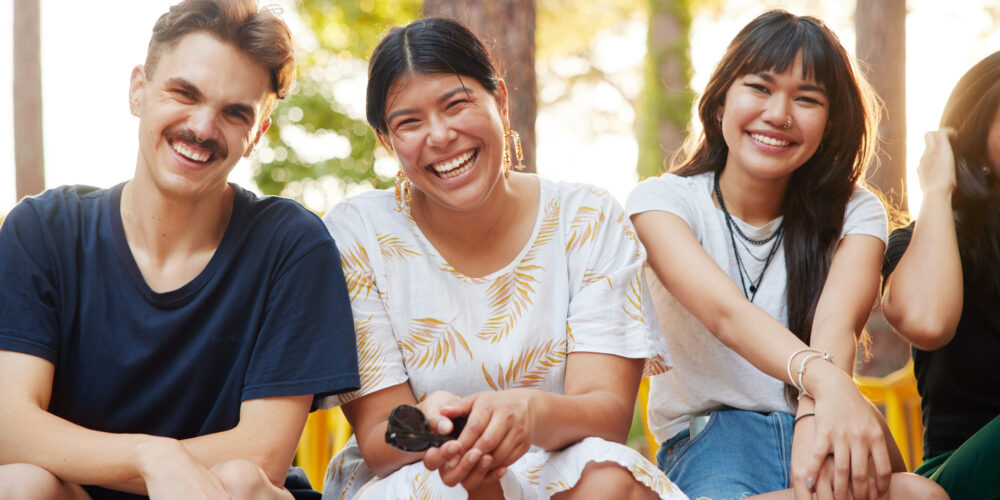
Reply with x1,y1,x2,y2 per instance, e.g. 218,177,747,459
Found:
503,129,525,178
394,170,411,212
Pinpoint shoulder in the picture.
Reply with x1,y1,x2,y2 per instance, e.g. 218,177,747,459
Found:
846,185,887,214
231,185,337,260
543,178,623,213
626,172,710,215
321,189,396,241
2,185,110,237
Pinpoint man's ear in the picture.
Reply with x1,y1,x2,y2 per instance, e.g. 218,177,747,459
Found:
245,118,270,158
129,65,146,117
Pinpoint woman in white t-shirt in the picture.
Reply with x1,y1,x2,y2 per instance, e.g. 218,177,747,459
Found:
318,17,684,500
627,10,945,500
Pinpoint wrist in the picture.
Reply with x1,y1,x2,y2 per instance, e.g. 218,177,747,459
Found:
133,436,182,478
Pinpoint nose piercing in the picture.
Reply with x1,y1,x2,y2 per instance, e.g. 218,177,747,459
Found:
196,136,206,143
782,117,792,129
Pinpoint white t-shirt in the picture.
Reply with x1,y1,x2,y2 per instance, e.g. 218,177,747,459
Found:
626,171,888,443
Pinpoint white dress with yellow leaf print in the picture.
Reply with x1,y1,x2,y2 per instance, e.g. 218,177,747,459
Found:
318,177,684,500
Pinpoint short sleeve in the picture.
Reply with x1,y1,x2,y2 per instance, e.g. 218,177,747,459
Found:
566,188,672,376
317,200,409,408
0,200,60,362
881,222,915,281
842,187,888,244
626,174,702,240
242,223,361,407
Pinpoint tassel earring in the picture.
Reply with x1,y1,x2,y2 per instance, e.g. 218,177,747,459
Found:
394,170,411,212
503,129,525,178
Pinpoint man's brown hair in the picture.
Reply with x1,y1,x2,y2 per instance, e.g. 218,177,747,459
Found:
145,0,295,111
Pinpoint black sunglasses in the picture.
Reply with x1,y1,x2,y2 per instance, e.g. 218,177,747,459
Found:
385,404,467,452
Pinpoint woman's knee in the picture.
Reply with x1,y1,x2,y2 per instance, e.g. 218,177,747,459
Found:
0,463,67,500
889,472,948,500
555,461,656,500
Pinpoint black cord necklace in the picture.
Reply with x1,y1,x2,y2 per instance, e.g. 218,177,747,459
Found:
713,171,784,301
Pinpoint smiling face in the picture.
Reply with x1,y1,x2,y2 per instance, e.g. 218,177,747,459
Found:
719,55,829,183
129,31,272,200
382,72,509,212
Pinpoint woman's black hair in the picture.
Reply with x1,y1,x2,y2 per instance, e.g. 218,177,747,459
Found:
673,10,880,394
366,17,500,137
940,51,1000,296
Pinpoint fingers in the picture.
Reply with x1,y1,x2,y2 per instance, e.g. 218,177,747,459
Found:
815,455,836,500
868,434,893,497
849,441,870,500
459,452,495,491
831,439,850,500
422,440,464,472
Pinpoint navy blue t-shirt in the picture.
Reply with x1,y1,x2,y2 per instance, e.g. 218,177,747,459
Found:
0,184,359,498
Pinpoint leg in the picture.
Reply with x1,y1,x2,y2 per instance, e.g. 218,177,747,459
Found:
0,463,90,500
553,461,658,500
748,472,948,500
211,459,294,500
923,414,1000,499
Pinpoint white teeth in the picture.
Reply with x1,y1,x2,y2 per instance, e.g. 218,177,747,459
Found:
750,133,790,147
431,150,475,176
171,141,210,162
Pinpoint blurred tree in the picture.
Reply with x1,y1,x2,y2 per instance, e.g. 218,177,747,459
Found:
423,0,538,173
636,0,695,179
856,0,907,214
253,0,421,207
14,0,45,200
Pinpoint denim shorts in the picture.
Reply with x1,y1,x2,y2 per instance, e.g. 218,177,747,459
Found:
656,408,795,500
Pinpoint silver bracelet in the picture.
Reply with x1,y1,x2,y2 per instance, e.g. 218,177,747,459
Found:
796,351,833,400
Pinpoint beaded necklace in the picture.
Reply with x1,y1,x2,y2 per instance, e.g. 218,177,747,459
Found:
713,171,784,302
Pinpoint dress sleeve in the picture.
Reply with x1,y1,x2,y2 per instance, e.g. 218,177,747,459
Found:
0,200,60,362
317,200,410,408
565,188,672,376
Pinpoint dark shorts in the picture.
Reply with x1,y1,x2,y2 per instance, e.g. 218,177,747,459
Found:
915,414,1000,500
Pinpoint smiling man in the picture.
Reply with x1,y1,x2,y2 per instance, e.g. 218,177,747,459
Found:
0,1,358,498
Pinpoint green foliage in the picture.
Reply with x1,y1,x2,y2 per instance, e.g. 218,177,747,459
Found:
254,0,421,206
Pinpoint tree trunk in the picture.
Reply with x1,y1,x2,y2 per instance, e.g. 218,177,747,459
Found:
856,0,910,378
13,0,45,199
637,0,693,179
856,0,907,214
423,0,537,173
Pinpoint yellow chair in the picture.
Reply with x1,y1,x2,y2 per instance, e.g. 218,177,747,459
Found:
637,363,924,471
855,361,923,471
296,407,353,492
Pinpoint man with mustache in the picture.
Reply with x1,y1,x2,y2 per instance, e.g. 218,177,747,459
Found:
0,1,358,498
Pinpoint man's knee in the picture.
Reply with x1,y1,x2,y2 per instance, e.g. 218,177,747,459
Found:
210,459,275,497
0,463,66,500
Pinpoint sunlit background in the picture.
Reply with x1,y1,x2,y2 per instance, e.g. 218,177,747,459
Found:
2,1,999,217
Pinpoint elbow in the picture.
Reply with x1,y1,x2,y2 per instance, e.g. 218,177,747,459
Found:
881,300,957,351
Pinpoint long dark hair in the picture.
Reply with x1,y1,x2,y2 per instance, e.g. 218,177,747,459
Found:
940,51,1000,296
366,17,500,137
674,11,880,353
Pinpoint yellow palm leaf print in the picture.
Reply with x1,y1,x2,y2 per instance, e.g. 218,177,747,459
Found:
623,270,645,323
643,353,670,377
399,318,473,369
617,212,644,259
377,232,421,261
529,198,561,252
481,339,566,390
566,206,606,253
629,461,683,495
439,262,489,284
409,469,442,500
340,243,375,302
338,316,386,404
479,262,541,343
582,269,613,289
